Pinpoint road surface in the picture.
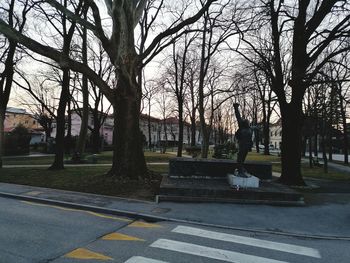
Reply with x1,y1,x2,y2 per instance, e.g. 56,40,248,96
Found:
0,196,349,263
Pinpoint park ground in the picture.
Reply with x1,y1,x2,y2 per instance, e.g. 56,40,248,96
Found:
0,150,349,201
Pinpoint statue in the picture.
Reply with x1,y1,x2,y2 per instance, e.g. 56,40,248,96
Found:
233,103,253,177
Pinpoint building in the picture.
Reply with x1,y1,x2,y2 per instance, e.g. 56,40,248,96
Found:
139,114,161,146
5,107,41,130
269,120,282,150
4,107,45,144
51,109,114,145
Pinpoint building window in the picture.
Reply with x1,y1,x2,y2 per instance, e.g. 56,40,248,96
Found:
33,120,36,125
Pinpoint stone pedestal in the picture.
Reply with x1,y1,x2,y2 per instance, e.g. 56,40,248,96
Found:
227,173,260,188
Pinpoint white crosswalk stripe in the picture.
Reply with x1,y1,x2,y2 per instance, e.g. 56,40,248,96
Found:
151,239,289,263
124,256,169,263
124,224,322,263
172,225,321,258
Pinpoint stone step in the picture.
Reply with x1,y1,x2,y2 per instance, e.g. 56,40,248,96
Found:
158,176,304,206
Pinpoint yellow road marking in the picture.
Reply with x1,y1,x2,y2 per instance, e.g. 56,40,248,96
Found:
21,201,131,222
65,248,112,260
128,221,162,228
85,211,131,222
102,232,145,241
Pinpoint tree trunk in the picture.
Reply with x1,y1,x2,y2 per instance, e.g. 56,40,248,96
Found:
301,136,306,157
328,123,333,161
75,82,89,155
66,99,72,154
75,15,89,157
148,103,152,148
92,123,101,154
314,132,318,158
190,115,196,147
177,106,183,157
339,91,348,164
321,132,328,173
107,72,147,179
200,122,209,158
0,40,17,169
49,69,70,170
308,137,313,168
0,111,4,168
255,128,260,153
278,102,305,185
263,122,270,155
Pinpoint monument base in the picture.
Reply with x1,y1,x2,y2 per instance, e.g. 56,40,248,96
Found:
227,173,260,188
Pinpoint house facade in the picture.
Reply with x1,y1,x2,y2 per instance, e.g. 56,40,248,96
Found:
269,120,282,150
51,110,114,145
4,107,45,144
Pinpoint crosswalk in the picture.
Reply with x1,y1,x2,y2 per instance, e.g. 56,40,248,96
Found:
124,225,321,263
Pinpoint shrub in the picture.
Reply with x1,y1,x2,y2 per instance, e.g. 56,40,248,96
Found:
4,125,31,156
185,146,202,158
213,142,237,159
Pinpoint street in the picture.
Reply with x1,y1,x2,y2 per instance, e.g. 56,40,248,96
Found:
0,197,349,263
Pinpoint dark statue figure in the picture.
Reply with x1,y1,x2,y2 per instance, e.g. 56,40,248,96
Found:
233,103,253,177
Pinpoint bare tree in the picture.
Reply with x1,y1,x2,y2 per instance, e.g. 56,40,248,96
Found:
0,0,33,168
0,0,216,178
162,33,197,156
197,0,242,158
234,0,350,185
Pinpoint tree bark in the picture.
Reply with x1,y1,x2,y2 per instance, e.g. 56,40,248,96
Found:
75,12,89,157
340,95,349,164
308,137,313,168
278,102,305,185
0,111,5,168
177,106,184,157
66,99,72,154
49,68,70,170
263,122,270,155
147,104,152,148
92,115,101,154
107,70,148,179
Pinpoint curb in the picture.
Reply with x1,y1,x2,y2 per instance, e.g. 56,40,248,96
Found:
1,191,349,241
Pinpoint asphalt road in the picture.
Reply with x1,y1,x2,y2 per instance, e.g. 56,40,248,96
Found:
0,197,131,262
0,196,349,263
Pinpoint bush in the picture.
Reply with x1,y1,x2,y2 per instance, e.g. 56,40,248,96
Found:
185,146,202,158
213,142,237,159
30,142,47,153
4,125,31,156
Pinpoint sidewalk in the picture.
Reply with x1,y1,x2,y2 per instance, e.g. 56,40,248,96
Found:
0,182,349,240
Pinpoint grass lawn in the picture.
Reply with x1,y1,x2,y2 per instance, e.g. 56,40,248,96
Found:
0,164,168,201
3,151,174,165
246,152,281,162
1,150,348,200
273,163,350,181
247,152,350,181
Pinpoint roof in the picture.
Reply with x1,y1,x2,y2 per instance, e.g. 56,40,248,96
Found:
140,113,161,123
6,107,30,115
4,127,14,133
164,117,191,127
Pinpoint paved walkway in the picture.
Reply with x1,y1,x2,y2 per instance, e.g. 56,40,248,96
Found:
0,181,349,240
